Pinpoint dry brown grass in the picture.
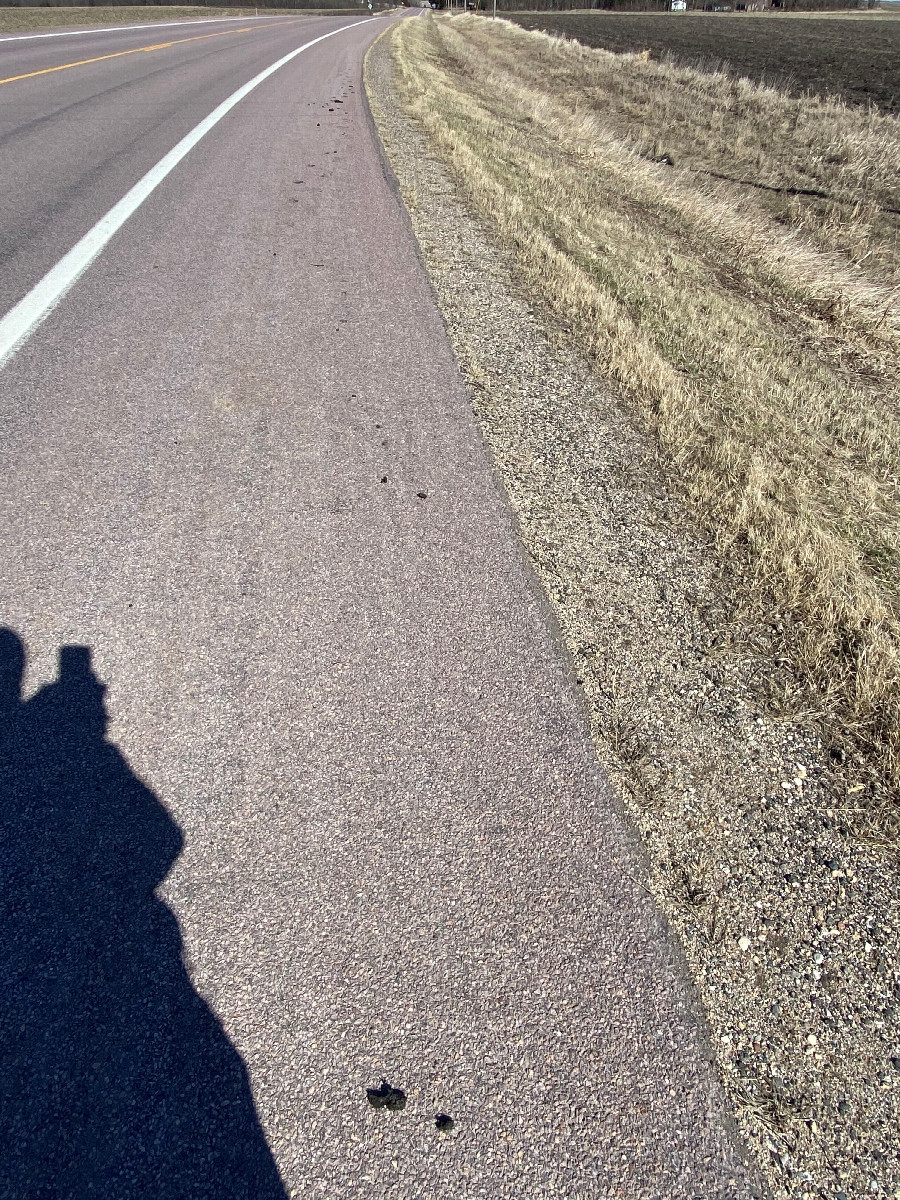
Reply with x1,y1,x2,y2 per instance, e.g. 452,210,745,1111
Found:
389,13,900,815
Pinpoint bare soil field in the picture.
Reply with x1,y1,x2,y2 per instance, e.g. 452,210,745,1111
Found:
506,11,900,112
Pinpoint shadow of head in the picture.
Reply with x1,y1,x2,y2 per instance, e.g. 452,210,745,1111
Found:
39,642,109,743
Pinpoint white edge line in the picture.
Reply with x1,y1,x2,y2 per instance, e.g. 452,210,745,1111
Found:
0,15,289,44
0,18,372,371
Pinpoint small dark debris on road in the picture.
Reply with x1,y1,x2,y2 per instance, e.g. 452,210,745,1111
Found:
366,1079,406,1111
417,491,428,499
435,1113,454,1132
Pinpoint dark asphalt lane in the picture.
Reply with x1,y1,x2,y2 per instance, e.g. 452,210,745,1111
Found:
0,13,369,317
0,12,760,1197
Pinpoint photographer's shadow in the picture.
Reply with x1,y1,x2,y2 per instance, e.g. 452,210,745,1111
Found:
0,629,287,1200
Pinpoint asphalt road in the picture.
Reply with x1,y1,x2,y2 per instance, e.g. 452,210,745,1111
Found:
0,14,761,1197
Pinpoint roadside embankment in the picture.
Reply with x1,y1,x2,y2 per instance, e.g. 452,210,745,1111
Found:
366,16,900,1200
382,13,900,826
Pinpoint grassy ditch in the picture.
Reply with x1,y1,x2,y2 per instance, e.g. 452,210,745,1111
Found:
389,13,900,823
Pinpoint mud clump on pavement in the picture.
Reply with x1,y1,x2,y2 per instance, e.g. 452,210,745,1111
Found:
366,1079,407,1111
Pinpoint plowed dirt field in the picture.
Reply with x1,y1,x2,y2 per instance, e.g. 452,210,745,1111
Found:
505,11,900,111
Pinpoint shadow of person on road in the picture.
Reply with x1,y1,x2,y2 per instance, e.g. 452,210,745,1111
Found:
0,629,287,1200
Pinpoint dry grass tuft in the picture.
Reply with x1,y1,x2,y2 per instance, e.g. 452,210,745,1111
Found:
389,13,900,815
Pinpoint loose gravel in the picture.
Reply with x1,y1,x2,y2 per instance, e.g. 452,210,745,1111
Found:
366,28,900,1200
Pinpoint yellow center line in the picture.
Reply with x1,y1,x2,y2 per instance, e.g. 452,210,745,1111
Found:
0,21,299,87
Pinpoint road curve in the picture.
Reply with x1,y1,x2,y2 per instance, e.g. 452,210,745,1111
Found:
0,13,761,1197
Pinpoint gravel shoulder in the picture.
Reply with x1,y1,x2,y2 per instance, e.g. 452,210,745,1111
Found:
366,26,900,1200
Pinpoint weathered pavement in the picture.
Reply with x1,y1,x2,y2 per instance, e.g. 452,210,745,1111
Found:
0,13,761,1197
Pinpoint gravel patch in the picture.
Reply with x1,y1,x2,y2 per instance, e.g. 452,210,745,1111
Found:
366,28,900,1200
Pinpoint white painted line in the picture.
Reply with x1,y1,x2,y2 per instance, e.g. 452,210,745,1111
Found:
0,18,372,371
0,15,287,45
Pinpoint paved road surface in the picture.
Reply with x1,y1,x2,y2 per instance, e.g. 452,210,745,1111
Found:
0,14,761,1197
